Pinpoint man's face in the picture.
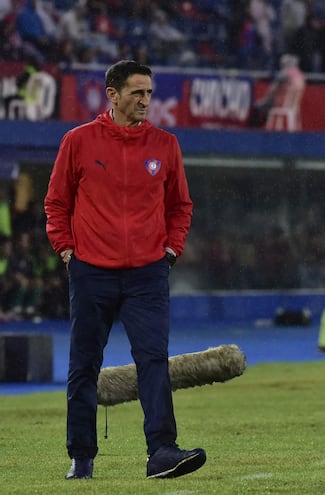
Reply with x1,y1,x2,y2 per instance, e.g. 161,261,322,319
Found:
107,74,153,126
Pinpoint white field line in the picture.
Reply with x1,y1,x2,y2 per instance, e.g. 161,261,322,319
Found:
238,472,273,480
162,490,198,495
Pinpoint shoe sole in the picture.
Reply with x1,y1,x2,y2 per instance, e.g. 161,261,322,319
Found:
147,451,206,479
65,459,94,479
65,475,92,479
65,471,93,480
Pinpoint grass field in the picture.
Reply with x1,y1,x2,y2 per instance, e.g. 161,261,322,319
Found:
1,361,325,495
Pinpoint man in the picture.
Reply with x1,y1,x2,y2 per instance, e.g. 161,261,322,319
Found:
252,53,306,131
44,60,206,480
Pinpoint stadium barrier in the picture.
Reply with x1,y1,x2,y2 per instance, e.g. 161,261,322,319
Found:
169,292,325,324
0,333,53,382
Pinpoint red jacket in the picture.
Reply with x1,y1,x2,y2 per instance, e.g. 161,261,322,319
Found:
44,112,193,269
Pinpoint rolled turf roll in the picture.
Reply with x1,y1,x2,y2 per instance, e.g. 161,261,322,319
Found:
97,344,246,406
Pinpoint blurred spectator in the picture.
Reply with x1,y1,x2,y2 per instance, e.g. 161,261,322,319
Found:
57,38,76,66
252,53,306,131
1,231,41,318
41,269,69,318
315,12,325,72
36,242,69,318
291,13,320,72
0,0,12,20
13,171,34,217
227,0,247,63
88,1,122,38
0,236,15,321
237,7,261,69
0,184,12,238
36,0,58,40
87,2,124,62
76,41,103,65
149,9,188,64
0,12,23,61
53,0,74,10
133,42,152,65
113,41,133,63
56,0,90,47
57,0,122,63
127,0,151,20
125,0,150,43
12,198,46,238
196,40,222,67
312,0,325,21
15,0,57,62
280,0,307,53
3,55,40,118
178,0,199,19
249,0,277,68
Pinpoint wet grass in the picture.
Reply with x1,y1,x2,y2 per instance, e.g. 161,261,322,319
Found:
1,361,324,494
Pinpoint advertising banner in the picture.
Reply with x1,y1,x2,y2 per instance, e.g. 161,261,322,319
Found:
59,69,253,128
1,61,325,130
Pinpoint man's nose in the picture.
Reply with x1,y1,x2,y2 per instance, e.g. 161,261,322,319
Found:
139,93,151,105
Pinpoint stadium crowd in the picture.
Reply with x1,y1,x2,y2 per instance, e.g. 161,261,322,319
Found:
0,181,69,322
0,0,325,71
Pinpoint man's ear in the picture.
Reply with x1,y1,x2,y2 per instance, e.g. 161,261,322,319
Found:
106,86,118,104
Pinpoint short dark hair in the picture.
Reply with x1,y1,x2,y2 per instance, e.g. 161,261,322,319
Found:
105,60,152,91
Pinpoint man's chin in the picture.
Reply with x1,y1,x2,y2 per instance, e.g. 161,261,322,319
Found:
136,110,147,120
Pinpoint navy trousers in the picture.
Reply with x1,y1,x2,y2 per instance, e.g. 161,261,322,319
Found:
66,256,177,459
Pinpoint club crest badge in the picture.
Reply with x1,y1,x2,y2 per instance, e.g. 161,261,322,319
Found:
145,158,161,176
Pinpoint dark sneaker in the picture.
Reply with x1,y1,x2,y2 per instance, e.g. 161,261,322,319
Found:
146,445,206,479
65,458,94,479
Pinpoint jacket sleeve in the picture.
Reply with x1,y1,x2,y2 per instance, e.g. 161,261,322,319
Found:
44,131,78,255
164,135,193,256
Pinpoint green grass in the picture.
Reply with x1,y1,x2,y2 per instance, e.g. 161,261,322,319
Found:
1,361,325,494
